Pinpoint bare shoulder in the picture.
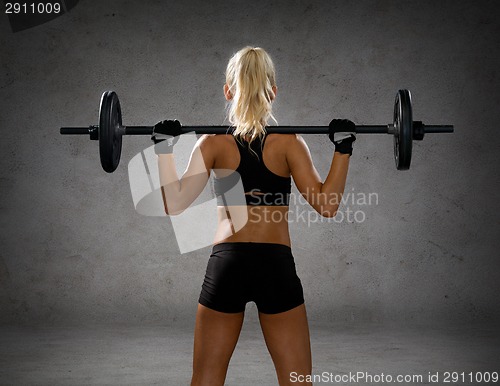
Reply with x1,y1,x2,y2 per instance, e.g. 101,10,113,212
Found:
266,133,297,149
198,133,228,150
198,134,235,165
270,133,308,153
283,134,313,169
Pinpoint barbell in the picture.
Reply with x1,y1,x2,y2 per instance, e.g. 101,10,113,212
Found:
60,89,453,173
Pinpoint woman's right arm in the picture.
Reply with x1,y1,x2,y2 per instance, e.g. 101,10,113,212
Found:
286,134,351,217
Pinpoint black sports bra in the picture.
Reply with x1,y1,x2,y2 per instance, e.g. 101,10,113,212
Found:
213,134,291,206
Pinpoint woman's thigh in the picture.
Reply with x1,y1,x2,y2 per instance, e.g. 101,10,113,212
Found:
258,304,312,386
191,304,245,385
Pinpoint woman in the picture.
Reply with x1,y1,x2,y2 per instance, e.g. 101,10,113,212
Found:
152,46,355,386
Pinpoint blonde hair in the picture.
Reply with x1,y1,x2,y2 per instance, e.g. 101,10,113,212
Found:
225,46,277,145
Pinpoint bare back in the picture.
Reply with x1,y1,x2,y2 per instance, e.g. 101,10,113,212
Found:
164,130,346,245
207,133,294,246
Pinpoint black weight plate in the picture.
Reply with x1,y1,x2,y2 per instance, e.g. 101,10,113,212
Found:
99,91,123,173
393,89,413,170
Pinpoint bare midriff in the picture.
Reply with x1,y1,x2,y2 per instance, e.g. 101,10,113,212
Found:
214,204,291,247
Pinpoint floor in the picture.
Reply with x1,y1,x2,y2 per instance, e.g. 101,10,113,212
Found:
0,319,498,385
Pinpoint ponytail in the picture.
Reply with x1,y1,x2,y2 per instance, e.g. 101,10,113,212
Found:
225,47,277,146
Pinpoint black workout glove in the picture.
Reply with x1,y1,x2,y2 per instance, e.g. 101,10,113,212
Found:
151,120,182,154
328,119,356,156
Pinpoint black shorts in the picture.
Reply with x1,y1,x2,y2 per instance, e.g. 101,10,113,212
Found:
199,242,304,314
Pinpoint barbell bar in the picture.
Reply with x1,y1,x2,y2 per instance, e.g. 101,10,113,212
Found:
60,89,454,173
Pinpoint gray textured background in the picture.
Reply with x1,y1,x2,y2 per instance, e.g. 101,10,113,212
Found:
0,0,499,327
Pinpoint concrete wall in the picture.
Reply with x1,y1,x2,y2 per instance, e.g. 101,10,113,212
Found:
1,0,499,326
